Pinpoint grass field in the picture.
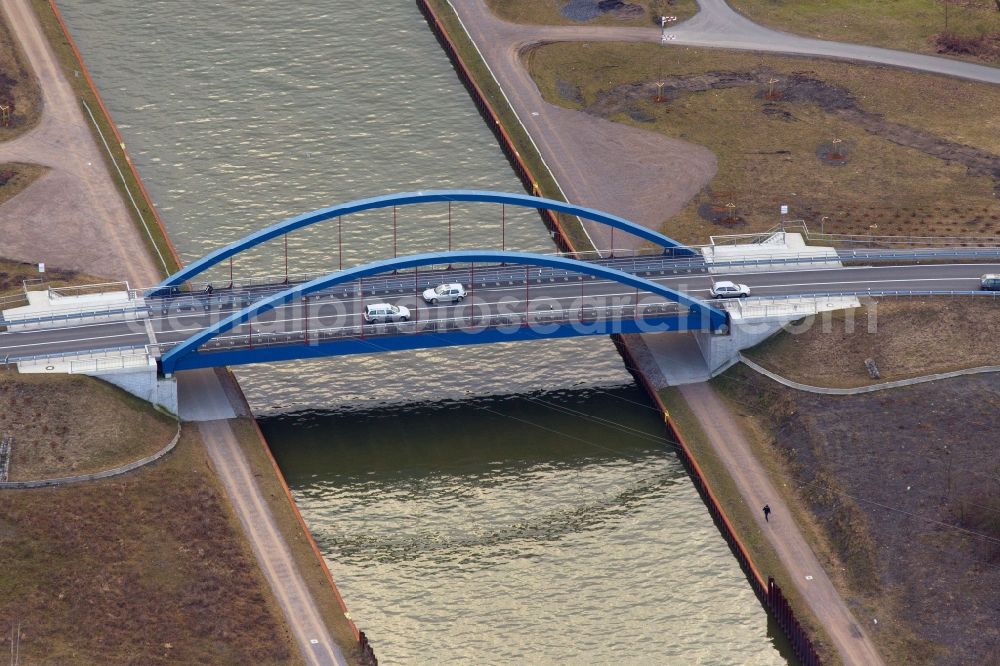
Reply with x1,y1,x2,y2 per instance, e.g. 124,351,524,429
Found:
0,9,41,140
0,369,176,481
730,0,1000,64
0,256,105,298
743,297,1000,387
0,162,45,206
714,365,1000,664
526,42,1000,244
486,0,698,26
0,426,302,664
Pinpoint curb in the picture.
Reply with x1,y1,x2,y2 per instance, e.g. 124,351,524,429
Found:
0,421,180,489
739,354,1000,395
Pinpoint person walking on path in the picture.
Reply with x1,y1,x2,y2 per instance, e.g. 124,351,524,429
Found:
763,504,771,522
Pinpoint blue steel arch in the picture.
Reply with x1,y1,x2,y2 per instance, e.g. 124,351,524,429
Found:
155,190,695,293
161,250,726,374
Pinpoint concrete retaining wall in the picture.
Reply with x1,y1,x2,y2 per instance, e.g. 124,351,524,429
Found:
86,365,178,415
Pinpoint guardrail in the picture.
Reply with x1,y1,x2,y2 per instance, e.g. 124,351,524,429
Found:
3,344,148,365
48,281,130,299
0,292,28,309
777,222,1000,248
160,247,1000,298
1,304,150,327
69,354,152,374
149,302,688,357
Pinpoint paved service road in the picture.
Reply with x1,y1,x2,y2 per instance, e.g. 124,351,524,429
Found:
4,260,999,357
2,261,998,361
0,0,162,285
676,0,1000,85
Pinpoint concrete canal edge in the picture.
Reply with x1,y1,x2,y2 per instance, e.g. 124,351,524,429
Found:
417,0,824,662
41,3,374,661
45,0,181,275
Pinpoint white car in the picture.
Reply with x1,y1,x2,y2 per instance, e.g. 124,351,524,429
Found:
364,303,411,323
422,283,466,305
710,280,750,299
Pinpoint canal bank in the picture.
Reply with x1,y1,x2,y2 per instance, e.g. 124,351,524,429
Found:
417,0,827,662
49,0,790,662
24,1,369,662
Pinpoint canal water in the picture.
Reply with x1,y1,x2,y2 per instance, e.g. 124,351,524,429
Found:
56,1,785,662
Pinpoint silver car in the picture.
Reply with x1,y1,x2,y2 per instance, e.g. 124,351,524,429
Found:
422,283,466,305
364,303,411,323
709,280,750,299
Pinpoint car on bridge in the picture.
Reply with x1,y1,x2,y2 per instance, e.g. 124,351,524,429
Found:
364,303,411,323
710,280,751,299
422,283,466,305
981,274,1000,291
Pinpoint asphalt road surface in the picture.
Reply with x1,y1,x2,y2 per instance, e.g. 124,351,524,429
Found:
2,261,997,362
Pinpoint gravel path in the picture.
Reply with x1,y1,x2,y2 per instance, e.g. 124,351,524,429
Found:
199,418,347,666
449,0,718,252
0,0,160,286
680,382,885,665
740,354,1000,395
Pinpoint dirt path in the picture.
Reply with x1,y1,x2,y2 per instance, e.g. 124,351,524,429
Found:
679,382,884,665
199,419,347,666
0,0,160,286
450,0,717,251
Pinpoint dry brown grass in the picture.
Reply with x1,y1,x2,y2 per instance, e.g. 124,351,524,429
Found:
0,368,175,481
526,43,1000,244
486,0,698,26
0,161,46,206
0,255,106,298
743,297,1000,387
729,0,1000,64
714,365,1000,664
0,9,42,139
0,427,301,664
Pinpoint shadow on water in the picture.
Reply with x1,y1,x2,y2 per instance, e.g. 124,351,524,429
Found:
261,383,679,480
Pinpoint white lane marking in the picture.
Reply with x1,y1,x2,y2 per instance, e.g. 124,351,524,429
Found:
2,270,989,343
0,330,148,352
754,276,980,290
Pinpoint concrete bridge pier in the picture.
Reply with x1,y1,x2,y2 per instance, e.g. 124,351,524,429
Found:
634,295,861,386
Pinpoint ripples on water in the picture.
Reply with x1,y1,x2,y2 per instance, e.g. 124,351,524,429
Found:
265,387,785,664
57,0,784,662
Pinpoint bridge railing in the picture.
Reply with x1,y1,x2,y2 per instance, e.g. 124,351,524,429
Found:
164,246,697,295
2,343,149,366
47,281,131,299
143,245,1000,301
781,222,1000,248
152,301,691,357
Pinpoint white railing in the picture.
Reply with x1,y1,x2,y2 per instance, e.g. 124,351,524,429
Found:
69,353,151,374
